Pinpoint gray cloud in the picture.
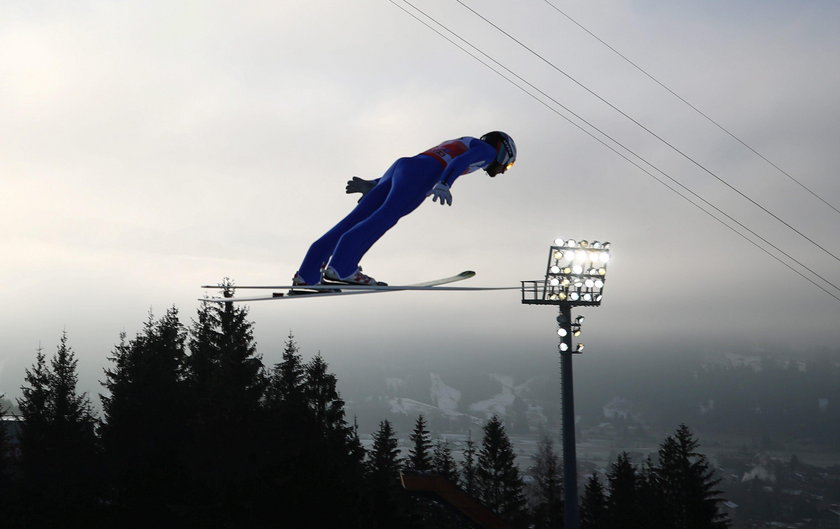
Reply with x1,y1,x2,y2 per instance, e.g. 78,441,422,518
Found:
2,1,838,400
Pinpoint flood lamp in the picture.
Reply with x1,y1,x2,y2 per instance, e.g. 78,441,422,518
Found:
543,238,610,307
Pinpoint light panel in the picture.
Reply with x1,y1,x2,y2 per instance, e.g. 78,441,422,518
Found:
542,238,610,306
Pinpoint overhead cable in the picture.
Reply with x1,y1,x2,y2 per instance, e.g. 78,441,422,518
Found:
389,0,840,303
542,0,840,217
454,0,840,266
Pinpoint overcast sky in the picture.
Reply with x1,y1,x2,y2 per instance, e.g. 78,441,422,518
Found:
2,0,839,400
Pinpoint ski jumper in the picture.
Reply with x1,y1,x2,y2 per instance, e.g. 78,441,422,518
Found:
296,137,497,284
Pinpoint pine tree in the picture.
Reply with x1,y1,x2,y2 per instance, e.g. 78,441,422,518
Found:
188,281,265,419
350,415,367,464
405,414,433,473
528,433,563,529
368,420,402,482
476,415,528,527
262,336,307,431
302,352,366,527
0,395,9,506
13,346,52,528
259,337,366,527
637,456,669,529
264,332,307,411
185,294,265,520
261,332,309,472
460,430,479,496
256,333,314,522
365,420,407,528
654,424,730,529
432,438,459,482
606,452,641,529
17,346,50,470
100,309,190,519
214,288,265,418
187,282,265,429
580,473,607,529
50,334,96,426
18,334,99,526
304,353,348,436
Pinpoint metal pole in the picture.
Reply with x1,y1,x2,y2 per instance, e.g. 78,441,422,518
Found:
558,304,579,529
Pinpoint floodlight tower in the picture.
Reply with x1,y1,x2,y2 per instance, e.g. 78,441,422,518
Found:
521,238,611,529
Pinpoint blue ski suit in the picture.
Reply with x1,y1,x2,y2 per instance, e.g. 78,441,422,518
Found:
297,136,497,284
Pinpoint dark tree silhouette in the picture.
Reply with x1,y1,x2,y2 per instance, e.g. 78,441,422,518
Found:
654,424,730,529
365,419,408,528
258,333,320,521
304,353,349,436
0,395,10,511
100,309,190,521
300,352,367,527
606,452,642,529
261,332,309,475
259,336,366,527
637,456,669,529
527,433,563,529
367,419,401,482
184,294,266,522
460,430,479,496
2,289,746,529
476,415,528,527
264,332,307,412
405,414,433,473
17,335,99,527
189,286,265,421
432,438,459,482
580,473,607,529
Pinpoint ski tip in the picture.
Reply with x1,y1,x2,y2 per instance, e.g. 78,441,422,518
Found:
459,270,476,278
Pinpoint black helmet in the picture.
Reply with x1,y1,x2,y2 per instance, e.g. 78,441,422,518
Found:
480,131,517,169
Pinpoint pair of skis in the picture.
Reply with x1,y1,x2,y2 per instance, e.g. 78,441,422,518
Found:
200,271,518,303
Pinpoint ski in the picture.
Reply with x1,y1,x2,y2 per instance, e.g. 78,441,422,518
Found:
199,271,515,303
200,270,476,291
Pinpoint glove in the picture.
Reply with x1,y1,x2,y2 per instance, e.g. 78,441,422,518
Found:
346,177,377,202
430,182,452,206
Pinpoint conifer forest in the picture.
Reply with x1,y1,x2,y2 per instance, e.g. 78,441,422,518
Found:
0,300,732,528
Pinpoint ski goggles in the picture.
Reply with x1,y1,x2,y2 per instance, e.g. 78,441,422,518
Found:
496,139,516,169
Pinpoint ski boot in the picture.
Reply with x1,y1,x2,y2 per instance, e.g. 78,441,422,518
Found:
323,266,388,286
288,272,340,296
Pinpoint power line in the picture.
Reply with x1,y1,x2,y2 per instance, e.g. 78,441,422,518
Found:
390,0,840,301
388,0,840,303
454,0,840,266
542,0,840,217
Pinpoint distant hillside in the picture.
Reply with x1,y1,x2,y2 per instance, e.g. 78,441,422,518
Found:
333,347,840,446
